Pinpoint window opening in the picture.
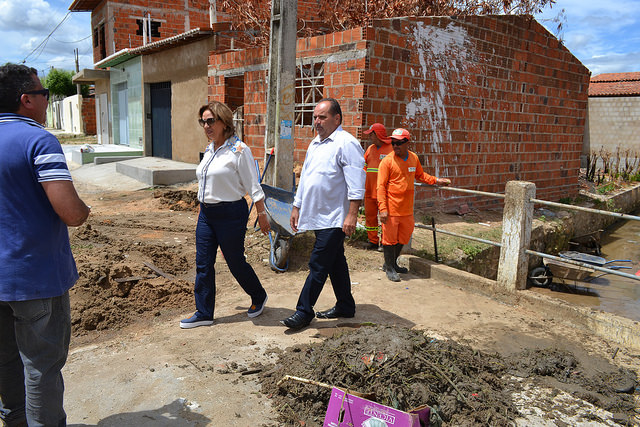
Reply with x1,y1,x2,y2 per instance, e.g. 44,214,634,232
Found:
136,19,161,39
295,62,324,127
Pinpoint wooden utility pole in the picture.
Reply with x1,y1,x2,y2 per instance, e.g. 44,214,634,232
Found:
264,0,297,190
75,48,84,134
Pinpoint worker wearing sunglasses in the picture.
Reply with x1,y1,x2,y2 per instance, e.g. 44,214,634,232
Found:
377,128,451,282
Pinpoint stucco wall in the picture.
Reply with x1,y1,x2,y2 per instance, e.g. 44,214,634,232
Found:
142,37,215,164
585,96,640,153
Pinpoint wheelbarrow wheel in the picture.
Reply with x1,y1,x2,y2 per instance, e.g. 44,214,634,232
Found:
529,266,552,287
272,238,290,271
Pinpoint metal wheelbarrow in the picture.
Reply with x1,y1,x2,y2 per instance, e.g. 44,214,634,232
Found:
261,184,297,272
528,251,631,287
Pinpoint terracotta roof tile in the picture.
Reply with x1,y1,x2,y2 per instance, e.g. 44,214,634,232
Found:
589,72,640,96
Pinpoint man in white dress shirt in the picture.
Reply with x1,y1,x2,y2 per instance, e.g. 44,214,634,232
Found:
281,98,365,330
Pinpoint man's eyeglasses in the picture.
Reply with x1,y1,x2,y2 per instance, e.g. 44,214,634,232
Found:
391,138,409,146
198,117,217,127
24,88,50,101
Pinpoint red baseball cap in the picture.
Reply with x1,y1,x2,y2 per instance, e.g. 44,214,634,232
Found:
363,123,391,144
390,128,411,142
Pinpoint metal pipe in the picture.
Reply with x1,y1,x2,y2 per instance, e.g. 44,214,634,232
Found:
530,198,640,222
415,183,505,199
431,217,439,262
526,249,640,282
415,183,640,222
415,224,501,248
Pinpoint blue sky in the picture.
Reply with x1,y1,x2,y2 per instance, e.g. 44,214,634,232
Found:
0,0,638,77
536,0,640,76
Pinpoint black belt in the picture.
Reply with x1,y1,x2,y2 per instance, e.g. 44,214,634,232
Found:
201,200,241,208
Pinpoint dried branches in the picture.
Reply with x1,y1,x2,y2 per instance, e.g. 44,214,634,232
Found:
586,145,640,186
216,0,557,47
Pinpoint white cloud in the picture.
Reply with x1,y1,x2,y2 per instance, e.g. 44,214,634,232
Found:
585,51,640,76
0,0,64,32
0,0,92,71
537,0,640,73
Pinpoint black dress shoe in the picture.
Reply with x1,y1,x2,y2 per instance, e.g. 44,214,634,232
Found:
315,306,355,319
281,312,312,330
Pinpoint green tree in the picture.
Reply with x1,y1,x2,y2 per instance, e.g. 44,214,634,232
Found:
42,68,90,98
43,68,75,97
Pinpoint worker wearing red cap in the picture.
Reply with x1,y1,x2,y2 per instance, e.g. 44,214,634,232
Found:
377,128,451,281
362,123,393,250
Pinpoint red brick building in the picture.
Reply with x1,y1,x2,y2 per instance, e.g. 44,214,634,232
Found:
209,15,590,210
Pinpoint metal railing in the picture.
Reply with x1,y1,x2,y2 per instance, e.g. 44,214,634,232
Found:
414,182,640,283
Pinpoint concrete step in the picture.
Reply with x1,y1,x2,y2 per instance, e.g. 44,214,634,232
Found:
115,157,197,186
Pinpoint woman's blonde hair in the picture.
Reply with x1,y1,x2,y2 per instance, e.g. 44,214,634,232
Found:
198,101,236,141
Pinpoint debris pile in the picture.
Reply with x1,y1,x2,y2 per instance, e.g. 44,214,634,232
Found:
259,325,638,426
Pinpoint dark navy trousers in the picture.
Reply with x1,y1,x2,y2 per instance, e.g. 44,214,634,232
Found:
295,228,355,318
194,200,266,319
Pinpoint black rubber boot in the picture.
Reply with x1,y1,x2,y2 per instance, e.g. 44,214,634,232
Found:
394,244,408,274
383,245,400,282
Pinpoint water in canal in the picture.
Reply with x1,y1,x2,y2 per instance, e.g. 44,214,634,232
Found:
532,216,640,322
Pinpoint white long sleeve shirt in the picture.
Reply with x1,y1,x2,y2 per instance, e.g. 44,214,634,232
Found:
294,126,365,231
196,135,265,204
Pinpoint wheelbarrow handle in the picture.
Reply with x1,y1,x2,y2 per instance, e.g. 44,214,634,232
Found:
604,259,632,264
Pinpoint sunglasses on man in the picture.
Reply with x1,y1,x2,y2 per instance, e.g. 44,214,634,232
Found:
198,117,217,127
391,138,409,146
24,88,50,101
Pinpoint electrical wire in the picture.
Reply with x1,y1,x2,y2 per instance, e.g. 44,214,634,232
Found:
52,34,92,43
22,11,72,63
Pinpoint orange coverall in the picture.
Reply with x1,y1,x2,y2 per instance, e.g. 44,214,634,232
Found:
363,143,394,244
377,151,436,245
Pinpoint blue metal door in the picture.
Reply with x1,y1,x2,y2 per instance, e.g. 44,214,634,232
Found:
150,82,172,159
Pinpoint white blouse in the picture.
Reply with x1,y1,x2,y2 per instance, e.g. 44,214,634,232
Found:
196,135,265,204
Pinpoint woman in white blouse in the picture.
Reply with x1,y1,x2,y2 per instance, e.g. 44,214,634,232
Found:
180,101,270,329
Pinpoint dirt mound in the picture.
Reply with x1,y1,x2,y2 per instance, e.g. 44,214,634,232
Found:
69,223,194,334
259,325,638,426
154,189,199,211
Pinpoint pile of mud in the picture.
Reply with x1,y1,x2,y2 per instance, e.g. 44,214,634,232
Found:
70,223,194,334
259,325,638,426
154,189,198,211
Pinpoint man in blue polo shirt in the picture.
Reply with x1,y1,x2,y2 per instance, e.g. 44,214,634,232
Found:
0,63,90,426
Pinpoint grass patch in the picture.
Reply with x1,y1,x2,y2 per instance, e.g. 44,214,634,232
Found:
56,134,98,145
596,182,616,195
416,225,502,262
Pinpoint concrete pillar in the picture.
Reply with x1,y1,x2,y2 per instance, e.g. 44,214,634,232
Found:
264,0,297,190
497,181,536,291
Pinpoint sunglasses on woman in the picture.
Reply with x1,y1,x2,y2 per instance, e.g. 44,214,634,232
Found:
198,117,217,127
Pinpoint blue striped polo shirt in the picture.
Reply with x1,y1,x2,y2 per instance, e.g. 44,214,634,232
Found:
0,113,78,301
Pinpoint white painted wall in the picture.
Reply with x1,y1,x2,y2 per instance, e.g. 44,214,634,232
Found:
46,95,84,134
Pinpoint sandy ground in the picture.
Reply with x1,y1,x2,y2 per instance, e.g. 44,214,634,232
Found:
60,171,640,426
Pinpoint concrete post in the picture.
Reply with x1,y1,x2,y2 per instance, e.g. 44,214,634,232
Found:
497,181,536,291
264,0,297,190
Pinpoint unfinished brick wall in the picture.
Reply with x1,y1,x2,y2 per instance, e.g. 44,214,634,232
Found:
82,97,97,135
362,16,589,211
208,15,589,212
90,0,220,62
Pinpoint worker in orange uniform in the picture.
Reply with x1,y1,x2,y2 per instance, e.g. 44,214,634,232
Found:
362,123,393,250
377,128,451,281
